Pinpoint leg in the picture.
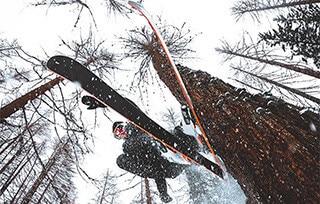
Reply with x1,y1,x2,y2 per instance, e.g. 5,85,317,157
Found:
117,154,156,178
155,178,172,203
117,154,145,177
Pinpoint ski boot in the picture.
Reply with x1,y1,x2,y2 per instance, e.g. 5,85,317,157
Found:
160,193,173,203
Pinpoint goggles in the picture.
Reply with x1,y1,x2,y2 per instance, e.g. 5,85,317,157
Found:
113,124,127,139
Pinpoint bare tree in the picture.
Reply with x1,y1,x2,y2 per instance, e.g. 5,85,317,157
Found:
216,40,320,79
215,37,320,109
1,1,127,203
1,31,119,119
21,137,76,203
1,29,119,203
121,20,197,90
231,0,320,21
93,169,120,204
31,0,97,27
232,65,320,104
161,107,181,129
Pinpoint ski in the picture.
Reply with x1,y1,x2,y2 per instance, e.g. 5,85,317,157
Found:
46,55,223,179
128,1,223,170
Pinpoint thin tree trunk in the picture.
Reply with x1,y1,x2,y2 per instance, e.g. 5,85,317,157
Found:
234,67,320,104
216,48,320,79
99,171,110,204
0,148,34,196
0,57,95,119
144,178,152,204
233,0,320,16
21,138,70,204
0,77,62,119
11,157,38,203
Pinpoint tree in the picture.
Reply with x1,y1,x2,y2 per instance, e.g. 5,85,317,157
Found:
0,32,119,120
232,65,320,104
21,137,76,203
92,169,120,204
215,38,320,109
0,77,62,119
0,1,126,203
259,4,320,68
123,23,320,203
231,0,320,21
158,54,319,203
0,30,119,203
216,39,320,79
121,20,197,90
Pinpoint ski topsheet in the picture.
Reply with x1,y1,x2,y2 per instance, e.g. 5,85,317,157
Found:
128,1,223,170
46,55,223,179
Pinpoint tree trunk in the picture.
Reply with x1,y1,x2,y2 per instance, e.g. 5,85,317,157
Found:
216,47,320,79
22,138,70,204
144,178,152,204
0,57,95,119
0,77,62,119
233,0,320,15
151,52,319,203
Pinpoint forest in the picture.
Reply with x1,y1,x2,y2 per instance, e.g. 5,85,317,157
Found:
0,0,319,203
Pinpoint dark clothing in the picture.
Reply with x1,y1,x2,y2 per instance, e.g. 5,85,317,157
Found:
116,123,190,202
81,96,191,202
116,124,186,179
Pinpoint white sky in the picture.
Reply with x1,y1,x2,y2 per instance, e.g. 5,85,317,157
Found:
0,0,255,80
0,0,254,203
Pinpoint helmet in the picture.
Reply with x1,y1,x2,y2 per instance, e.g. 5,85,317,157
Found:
112,122,127,140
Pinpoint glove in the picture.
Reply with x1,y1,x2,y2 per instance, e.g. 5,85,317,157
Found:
158,142,168,153
173,126,184,136
81,95,105,109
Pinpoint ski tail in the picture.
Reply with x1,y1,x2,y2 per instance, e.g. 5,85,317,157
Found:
128,1,224,170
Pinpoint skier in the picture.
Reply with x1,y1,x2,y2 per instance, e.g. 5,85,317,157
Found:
82,96,199,203
113,121,189,203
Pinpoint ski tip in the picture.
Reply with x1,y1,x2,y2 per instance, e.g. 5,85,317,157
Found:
128,1,139,8
128,1,146,14
47,55,69,68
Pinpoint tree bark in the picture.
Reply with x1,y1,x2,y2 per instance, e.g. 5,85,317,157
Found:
151,52,319,203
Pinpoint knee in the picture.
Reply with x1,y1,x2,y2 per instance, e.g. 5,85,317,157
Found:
116,154,127,170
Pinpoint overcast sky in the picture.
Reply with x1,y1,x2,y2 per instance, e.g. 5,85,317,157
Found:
0,0,258,81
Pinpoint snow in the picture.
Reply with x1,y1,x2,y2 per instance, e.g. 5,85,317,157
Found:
73,81,82,88
309,122,317,132
255,107,265,114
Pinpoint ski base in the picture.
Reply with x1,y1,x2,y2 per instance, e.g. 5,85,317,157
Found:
46,55,223,179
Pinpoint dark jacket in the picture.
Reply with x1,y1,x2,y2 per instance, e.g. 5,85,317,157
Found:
116,123,186,179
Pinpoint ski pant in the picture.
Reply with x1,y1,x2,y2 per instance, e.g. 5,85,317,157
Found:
117,153,186,197
116,153,187,179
